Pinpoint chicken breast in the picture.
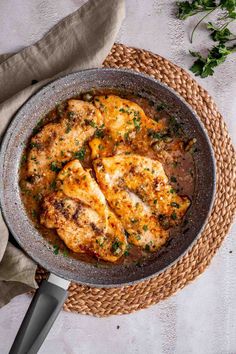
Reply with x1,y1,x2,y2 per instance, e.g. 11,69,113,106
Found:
28,100,103,184
93,154,190,251
89,95,168,159
40,160,127,262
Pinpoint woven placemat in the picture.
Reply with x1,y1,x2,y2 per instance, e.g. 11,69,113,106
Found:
36,43,236,317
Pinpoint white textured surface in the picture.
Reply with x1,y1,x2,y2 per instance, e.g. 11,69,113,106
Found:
0,1,235,353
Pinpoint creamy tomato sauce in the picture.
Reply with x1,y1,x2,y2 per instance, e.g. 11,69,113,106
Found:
19,91,196,266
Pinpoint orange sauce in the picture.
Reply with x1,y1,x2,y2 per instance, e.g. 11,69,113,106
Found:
19,92,195,266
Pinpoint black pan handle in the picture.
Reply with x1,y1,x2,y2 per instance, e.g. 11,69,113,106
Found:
9,274,70,354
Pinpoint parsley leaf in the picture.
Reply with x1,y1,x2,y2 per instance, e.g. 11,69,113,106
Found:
53,244,59,255
111,240,122,255
74,146,86,160
50,161,61,172
190,44,236,77
220,0,236,18
207,21,236,42
147,129,167,140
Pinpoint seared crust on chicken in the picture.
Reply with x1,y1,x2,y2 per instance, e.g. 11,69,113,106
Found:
93,154,190,251
28,100,103,184
40,160,127,262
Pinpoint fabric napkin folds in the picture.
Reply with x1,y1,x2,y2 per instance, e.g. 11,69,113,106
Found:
0,0,125,307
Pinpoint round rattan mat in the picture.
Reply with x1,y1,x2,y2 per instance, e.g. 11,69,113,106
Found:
36,43,236,317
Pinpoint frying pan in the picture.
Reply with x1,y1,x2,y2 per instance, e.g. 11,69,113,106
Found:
0,68,215,353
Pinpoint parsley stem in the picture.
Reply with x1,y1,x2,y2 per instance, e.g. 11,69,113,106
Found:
190,7,218,43
227,37,236,42
221,19,234,30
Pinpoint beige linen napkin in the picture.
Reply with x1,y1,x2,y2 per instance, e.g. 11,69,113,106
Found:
0,0,125,307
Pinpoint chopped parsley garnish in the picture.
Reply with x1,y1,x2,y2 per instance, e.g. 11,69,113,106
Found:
169,116,181,136
170,188,175,194
154,199,158,204
145,244,150,252
96,239,104,248
57,103,65,117
111,240,122,254
124,230,130,238
98,144,105,150
21,187,32,196
124,244,131,257
50,161,61,172
94,128,105,138
173,161,178,168
170,176,177,183
170,202,180,208
65,125,71,134
171,212,177,220
31,210,37,218
158,214,170,230
53,244,59,255
133,117,141,131
32,119,44,134
63,249,68,257
33,193,42,202
21,155,27,165
156,102,168,111
143,225,148,231
135,234,141,240
85,119,97,128
67,111,75,119
124,132,129,140
147,129,167,140
30,142,40,149
74,146,85,160
50,180,57,190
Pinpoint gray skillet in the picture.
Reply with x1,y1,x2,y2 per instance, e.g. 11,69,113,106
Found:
0,69,216,353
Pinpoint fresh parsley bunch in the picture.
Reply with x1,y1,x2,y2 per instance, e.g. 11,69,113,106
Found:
177,0,236,77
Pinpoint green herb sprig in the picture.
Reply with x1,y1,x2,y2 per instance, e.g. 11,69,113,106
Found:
190,43,236,77
207,21,236,42
177,0,236,77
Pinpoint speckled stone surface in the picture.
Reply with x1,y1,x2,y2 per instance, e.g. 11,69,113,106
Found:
0,1,235,354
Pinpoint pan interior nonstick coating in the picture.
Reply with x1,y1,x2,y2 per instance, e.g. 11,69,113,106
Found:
0,69,215,286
